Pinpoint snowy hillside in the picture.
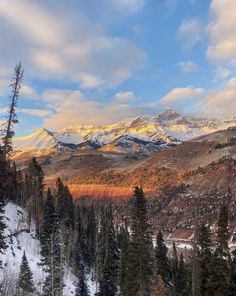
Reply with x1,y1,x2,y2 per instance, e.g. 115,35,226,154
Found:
0,203,96,296
13,110,236,156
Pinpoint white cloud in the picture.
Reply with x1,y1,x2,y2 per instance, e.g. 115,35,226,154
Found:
0,0,146,88
160,87,206,105
199,77,236,118
0,0,62,47
41,89,146,130
113,91,136,102
21,84,39,100
213,67,232,82
178,61,198,72
177,18,203,48
18,108,52,117
76,73,105,89
207,0,236,63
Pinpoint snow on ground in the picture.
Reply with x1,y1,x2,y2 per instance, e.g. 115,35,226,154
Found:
0,202,96,295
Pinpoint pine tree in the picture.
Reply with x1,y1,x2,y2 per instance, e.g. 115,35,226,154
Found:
96,205,119,296
42,205,64,296
75,248,90,296
56,178,74,230
176,253,188,296
196,224,212,295
155,231,170,284
76,205,90,268
0,63,23,203
27,157,44,238
215,205,230,257
171,242,178,296
86,205,96,269
17,251,35,295
124,187,153,296
56,178,74,265
119,223,130,296
206,205,230,296
40,188,57,266
2,62,23,157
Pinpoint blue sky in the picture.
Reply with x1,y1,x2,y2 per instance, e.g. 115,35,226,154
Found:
0,0,236,136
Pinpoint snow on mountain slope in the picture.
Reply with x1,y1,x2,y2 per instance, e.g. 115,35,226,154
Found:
0,202,96,295
13,110,236,156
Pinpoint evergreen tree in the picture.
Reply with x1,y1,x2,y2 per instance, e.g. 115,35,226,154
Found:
206,205,230,296
155,231,170,284
176,253,188,296
56,178,74,230
75,248,90,296
27,157,44,237
119,223,130,296
17,251,35,295
76,205,91,268
86,205,96,269
196,224,212,295
40,188,57,266
215,205,229,257
96,205,119,296
171,242,178,296
124,187,153,296
42,205,64,296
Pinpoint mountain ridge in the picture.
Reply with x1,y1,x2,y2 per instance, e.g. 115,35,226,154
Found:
13,110,236,157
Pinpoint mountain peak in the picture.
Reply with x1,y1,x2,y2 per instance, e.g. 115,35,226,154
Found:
157,109,181,120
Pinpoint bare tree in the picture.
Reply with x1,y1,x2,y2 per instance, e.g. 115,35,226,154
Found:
2,62,23,157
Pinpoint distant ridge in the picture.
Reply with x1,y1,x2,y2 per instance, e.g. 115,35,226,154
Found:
13,109,236,157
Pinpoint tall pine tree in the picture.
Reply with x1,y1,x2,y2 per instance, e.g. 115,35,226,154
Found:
17,252,35,295
119,223,130,296
96,205,119,296
155,230,170,284
42,200,64,296
124,187,153,296
40,188,57,266
75,248,90,296
206,205,230,296
196,224,212,295
56,178,74,230
27,157,44,238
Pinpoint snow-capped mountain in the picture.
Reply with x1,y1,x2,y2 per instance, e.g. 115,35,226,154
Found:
13,110,236,156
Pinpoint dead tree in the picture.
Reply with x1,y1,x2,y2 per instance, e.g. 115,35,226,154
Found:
2,62,23,157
